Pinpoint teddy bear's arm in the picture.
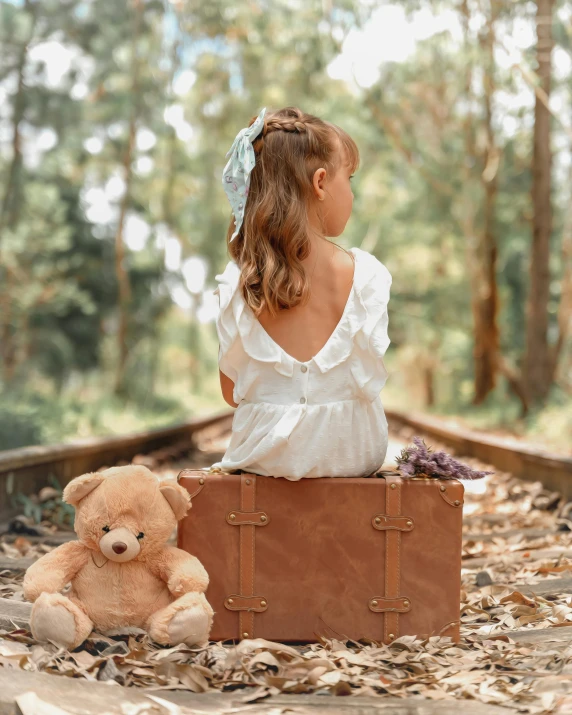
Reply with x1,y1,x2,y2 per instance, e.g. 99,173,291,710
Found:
23,541,90,602
151,546,209,596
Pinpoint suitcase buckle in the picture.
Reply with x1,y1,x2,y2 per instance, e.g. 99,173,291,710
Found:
226,510,270,526
372,514,414,531
369,597,411,613
225,595,268,612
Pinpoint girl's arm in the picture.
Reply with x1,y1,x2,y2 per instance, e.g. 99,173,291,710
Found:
219,369,238,408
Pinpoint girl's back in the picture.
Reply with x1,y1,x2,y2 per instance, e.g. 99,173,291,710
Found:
257,243,355,363
212,106,392,480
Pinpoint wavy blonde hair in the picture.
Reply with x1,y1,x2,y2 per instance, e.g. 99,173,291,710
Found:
226,106,360,317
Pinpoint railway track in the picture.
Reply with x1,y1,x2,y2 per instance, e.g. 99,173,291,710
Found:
0,409,234,522
2,406,570,520
0,408,571,714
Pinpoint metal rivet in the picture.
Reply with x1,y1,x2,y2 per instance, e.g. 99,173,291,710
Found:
454,500,460,506
199,478,204,485
260,600,267,607
371,600,378,607
440,485,446,492
242,632,249,638
260,515,267,522
229,513,236,520
228,598,234,604
390,483,396,490
406,521,412,527
403,600,409,607
388,633,395,640
245,479,251,485
374,517,381,524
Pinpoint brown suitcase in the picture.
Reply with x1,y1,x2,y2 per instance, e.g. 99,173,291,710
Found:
177,469,464,644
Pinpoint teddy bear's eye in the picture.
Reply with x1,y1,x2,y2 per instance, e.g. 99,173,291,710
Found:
102,525,110,533
137,532,144,540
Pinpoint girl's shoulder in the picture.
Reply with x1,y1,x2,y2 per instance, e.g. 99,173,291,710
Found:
214,247,392,304
350,247,392,298
214,259,240,290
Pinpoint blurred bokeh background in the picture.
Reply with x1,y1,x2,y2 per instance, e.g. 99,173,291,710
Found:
0,0,570,453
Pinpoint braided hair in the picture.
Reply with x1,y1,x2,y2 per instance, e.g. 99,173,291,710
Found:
226,106,359,317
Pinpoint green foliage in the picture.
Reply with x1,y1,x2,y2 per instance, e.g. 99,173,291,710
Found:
0,0,570,452
0,398,44,450
0,387,88,450
12,475,76,527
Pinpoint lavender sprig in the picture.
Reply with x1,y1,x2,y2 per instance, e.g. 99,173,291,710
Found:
395,436,494,480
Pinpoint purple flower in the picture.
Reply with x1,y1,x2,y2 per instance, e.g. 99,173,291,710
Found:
395,436,494,480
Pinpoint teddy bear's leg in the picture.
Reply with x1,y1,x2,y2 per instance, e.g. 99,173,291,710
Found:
147,592,214,647
30,592,93,650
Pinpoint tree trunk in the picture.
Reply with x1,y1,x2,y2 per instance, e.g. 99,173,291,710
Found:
473,0,500,404
0,269,16,383
460,0,495,406
0,0,34,235
549,105,572,385
0,0,36,384
551,212,572,383
113,0,143,396
524,0,554,405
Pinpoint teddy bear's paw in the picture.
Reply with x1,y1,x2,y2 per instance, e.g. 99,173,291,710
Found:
147,592,213,646
31,593,93,649
168,605,211,646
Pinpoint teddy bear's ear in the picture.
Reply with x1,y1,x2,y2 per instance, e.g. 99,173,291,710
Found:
63,472,106,506
160,480,191,520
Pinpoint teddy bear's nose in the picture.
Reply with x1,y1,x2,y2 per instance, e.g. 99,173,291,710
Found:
112,542,127,554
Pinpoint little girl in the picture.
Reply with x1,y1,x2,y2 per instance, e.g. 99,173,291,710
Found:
211,106,392,480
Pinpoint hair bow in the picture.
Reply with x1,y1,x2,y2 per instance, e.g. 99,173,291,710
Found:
222,107,267,242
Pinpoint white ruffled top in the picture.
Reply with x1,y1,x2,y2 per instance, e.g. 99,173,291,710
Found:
211,247,392,480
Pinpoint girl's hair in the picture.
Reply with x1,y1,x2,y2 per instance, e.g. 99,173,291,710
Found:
226,106,359,317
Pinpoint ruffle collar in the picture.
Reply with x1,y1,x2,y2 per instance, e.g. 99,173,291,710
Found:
215,247,382,376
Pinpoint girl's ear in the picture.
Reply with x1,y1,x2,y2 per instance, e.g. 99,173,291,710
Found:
160,480,191,520
63,472,106,506
312,167,327,201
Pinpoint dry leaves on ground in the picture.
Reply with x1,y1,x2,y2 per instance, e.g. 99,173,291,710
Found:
2,440,572,714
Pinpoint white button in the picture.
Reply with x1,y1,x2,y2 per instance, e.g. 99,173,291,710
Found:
300,397,306,404
301,365,308,373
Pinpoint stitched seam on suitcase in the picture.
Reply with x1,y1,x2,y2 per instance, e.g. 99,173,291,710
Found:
397,479,401,638
384,480,389,641
384,481,388,641
239,479,243,607
251,478,256,637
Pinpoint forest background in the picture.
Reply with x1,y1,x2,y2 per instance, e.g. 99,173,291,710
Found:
0,0,571,454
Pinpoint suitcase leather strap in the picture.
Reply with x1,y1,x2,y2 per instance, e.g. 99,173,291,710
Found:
369,475,410,644
385,475,402,643
225,474,265,639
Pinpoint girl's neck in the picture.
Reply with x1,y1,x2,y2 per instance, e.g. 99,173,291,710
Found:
303,231,332,263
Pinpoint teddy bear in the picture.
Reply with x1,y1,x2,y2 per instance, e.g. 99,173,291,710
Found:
23,465,214,650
